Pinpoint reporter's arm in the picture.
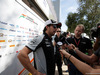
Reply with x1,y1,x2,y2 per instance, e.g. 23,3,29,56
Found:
69,54,100,75
60,50,100,75
74,48,98,64
67,44,98,64
17,47,44,75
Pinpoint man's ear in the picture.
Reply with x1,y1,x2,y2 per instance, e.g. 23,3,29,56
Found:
46,26,49,29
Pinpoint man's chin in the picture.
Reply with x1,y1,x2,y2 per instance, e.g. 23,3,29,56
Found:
52,33,55,36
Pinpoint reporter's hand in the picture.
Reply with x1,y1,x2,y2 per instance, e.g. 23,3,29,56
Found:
67,44,73,50
67,44,76,50
60,49,70,56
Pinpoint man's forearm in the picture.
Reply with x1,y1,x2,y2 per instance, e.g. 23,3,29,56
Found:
17,53,36,74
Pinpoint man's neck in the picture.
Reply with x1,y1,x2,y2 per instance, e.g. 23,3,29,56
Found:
57,34,60,38
75,35,81,39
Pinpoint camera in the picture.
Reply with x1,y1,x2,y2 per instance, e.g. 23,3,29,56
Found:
90,23,100,39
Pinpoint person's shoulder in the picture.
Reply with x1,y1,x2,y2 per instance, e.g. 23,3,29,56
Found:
32,34,45,43
34,34,44,39
39,34,45,39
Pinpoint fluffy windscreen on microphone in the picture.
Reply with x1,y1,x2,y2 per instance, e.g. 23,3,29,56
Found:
59,34,69,45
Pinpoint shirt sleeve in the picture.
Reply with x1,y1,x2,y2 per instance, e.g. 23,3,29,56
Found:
26,35,44,51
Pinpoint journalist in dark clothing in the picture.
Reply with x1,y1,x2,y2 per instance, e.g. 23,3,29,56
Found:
67,36,93,62
54,28,62,75
67,36,93,75
66,24,93,75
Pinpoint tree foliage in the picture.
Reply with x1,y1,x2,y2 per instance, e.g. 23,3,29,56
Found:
66,0,100,35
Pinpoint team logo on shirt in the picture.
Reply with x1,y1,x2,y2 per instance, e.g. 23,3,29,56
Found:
45,39,51,47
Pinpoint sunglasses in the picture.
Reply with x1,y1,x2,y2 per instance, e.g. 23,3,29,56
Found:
52,24,57,28
48,24,57,28
57,31,61,32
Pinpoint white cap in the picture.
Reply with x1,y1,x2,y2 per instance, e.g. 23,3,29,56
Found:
45,19,62,28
